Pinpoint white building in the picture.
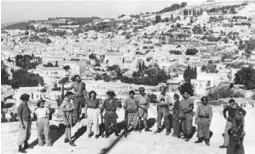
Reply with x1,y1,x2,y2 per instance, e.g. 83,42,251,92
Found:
15,87,46,105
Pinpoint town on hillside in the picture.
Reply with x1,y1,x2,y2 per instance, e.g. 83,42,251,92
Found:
1,1,255,154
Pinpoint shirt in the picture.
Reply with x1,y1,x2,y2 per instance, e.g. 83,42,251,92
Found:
180,97,194,113
124,98,138,112
86,99,99,109
157,93,172,106
102,98,120,112
71,81,86,97
195,104,213,123
223,105,246,122
61,98,74,112
17,102,31,121
34,107,50,119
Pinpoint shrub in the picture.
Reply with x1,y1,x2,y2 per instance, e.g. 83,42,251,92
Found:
185,48,199,55
232,91,245,98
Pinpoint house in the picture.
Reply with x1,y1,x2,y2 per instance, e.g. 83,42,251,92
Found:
36,65,68,78
15,86,46,105
104,52,123,65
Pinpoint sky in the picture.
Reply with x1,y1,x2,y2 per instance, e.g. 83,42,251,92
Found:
0,0,246,23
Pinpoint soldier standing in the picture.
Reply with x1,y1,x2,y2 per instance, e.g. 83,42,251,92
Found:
101,91,122,138
180,91,194,141
172,93,181,138
194,96,213,146
123,90,139,137
85,91,100,138
154,86,172,135
34,99,51,146
219,99,246,148
136,87,151,132
227,103,245,154
17,94,32,153
64,75,87,125
61,92,76,146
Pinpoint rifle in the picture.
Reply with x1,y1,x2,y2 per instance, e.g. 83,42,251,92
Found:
124,110,128,137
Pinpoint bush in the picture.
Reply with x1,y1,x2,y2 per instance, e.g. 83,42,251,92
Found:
234,67,255,90
185,48,199,55
232,91,245,98
170,50,182,55
158,3,181,14
252,94,255,100
10,69,44,88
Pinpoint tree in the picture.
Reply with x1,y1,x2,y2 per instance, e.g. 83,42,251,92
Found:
1,68,9,85
45,38,52,45
170,14,174,21
234,67,255,90
183,66,197,81
10,69,44,88
179,81,194,96
155,15,161,23
181,2,187,8
185,48,199,55
43,62,54,67
63,65,71,71
164,18,169,22
55,61,59,67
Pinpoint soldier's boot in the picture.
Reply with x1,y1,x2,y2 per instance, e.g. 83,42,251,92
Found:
154,127,161,134
205,139,210,146
88,132,94,138
166,129,171,136
145,128,152,132
18,145,27,153
194,138,204,143
69,141,76,146
64,138,69,143
24,141,33,149
185,134,191,141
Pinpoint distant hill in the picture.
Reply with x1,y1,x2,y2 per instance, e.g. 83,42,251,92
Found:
4,22,29,30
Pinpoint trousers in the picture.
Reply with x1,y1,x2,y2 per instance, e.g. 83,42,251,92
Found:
197,118,210,139
223,121,233,146
37,118,51,146
73,96,85,124
104,111,117,134
227,136,245,154
157,106,170,129
87,108,100,135
127,112,138,128
17,120,31,146
182,113,193,137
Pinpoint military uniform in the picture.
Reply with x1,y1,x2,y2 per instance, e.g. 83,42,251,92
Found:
156,94,172,131
172,100,181,137
71,81,86,124
136,94,150,118
227,111,245,154
123,97,138,129
195,104,213,140
34,107,51,146
17,102,32,147
222,105,246,147
180,97,194,138
101,98,121,135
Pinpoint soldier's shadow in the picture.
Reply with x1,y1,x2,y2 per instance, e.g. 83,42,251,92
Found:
29,124,66,147
139,118,156,129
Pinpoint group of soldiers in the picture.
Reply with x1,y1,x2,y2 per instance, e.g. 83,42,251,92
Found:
16,75,246,154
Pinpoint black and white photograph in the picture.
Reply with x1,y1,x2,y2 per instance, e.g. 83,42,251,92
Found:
1,0,255,154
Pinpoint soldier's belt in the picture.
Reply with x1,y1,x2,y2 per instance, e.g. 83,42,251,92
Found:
158,105,169,108
105,110,116,113
198,115,209,118
127,110,137,113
